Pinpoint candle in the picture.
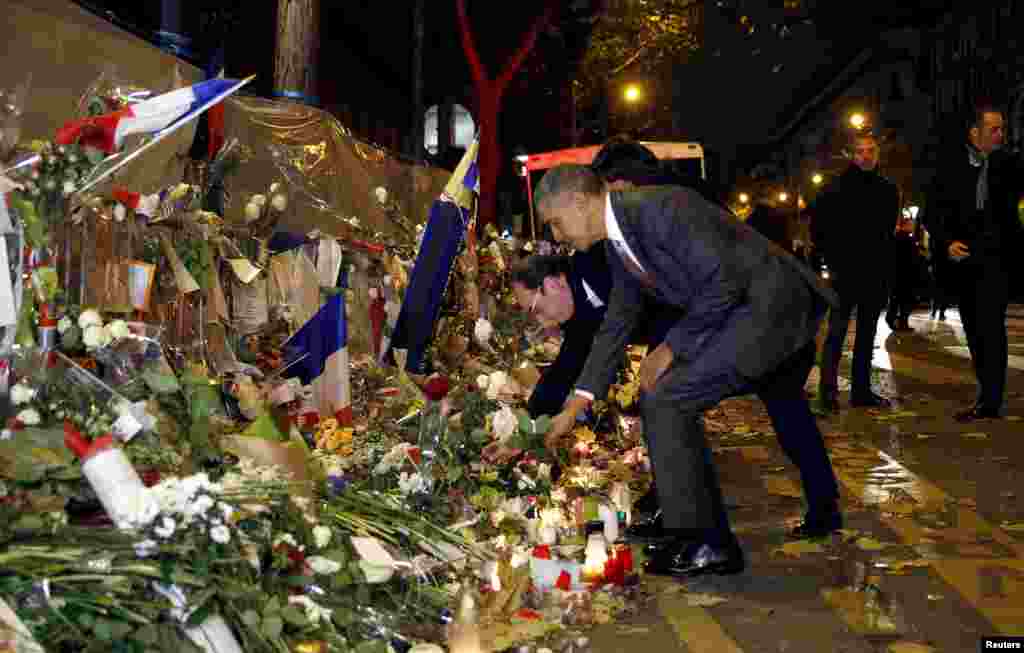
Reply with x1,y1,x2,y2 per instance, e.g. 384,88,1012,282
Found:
583,534,608,582
598,503,619,543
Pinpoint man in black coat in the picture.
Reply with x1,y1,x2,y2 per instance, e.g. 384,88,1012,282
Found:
925,102,1024,421
512,249,680,418
535,164,841,578
810,132,901,413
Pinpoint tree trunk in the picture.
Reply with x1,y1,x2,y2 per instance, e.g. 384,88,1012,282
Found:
273,0,320,104
455,0,557,229
410,0,426,158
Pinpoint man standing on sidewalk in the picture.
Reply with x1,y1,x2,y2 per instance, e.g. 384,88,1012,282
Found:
810,132,901,413
925,101,1023,421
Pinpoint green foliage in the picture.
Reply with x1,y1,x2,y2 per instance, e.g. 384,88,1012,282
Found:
575,0,701,107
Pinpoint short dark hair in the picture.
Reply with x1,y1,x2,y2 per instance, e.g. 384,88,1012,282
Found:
510,255,572,290
591,140,664,185
967,99,1004,131
534,164,603,212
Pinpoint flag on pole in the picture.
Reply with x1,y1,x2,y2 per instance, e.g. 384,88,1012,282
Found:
386,138,479,374
281,292,352,426
56,78,240,154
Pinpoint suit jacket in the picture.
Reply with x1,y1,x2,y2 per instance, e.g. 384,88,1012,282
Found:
527,245,683,417
576,186,838,401
925,145,1024,270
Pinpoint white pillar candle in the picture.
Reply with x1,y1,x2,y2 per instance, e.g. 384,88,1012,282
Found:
598,504,619,544
185,615,244,653
81,447,156,530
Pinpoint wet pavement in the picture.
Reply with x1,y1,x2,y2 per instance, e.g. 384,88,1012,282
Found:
588,306,1024,653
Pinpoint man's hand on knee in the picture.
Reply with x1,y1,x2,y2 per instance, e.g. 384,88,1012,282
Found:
640,343,674,393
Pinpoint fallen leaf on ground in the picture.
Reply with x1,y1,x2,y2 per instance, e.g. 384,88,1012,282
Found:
888,642,936,653
962,432,988,439
1001,521,1024,532
763,475,803,498
915,433,935,440
855,537,889,551
1005,416,1021,422
774,540,825,556
686,593,729,607
882,559,931,573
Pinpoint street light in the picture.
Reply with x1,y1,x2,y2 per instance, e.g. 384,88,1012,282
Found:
778,191,789,203
849,112,866,130
738,192,750,204
623,84,641,103
811,172,824,185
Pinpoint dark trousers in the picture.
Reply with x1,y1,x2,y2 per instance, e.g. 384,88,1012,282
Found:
954,261,1009,411
887,277,916,325
641,341,839,540
821,278,885,399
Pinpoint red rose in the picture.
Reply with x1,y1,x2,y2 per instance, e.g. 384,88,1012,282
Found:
423,375,450,401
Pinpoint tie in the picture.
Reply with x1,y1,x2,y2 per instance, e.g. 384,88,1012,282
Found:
611,240,655,287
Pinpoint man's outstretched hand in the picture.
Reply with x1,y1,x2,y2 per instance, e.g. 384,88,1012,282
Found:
544,395,590,456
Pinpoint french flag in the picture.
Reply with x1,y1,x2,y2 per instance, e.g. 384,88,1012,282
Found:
282,292,352,426
56,78,240,154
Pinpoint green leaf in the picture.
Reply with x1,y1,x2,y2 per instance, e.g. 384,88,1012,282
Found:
472,428,491,445
264,596,282,614
447,466,464,483
533,415,552,435
261,614,283,639
93,619,114,641
517,413,533,433
133,624,159,645
77,613,96,628
354,641,391,653
240,609,261,629
280,605,308,627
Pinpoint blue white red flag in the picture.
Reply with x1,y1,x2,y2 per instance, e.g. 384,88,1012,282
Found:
282,292,352,426
56,78,240,154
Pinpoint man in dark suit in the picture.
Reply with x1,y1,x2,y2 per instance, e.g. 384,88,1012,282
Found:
535,164,842,577
810,132,901,413
926,101,1023,421
511,250,680,418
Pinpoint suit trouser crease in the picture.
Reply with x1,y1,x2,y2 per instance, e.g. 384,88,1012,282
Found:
822,280,884,398
643,341,839,536
955,263,1009,410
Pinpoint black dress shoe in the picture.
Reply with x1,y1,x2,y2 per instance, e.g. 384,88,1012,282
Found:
787,511,843,540
644,538,745,578
954,404,1001,422
624,511,670,543
850,392,890,408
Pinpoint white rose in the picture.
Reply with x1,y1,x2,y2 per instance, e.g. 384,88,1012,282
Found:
210,524,231,544
78,309,103,330
244,202,262,222
538,463,552,481
62,181,76,196
374,186,388,204
113,203,127,222
57,316,73,334
271,194,288,212
476,374,490,391
83,324,111,350
273,533,299,549
473,318,494,346
16,409,40,426
307,556,342,575
359,559,394,584
154,516,176,539
269,182,281,194
106,319,131,341
486,371,509,401
250,194,267,207
313,525,332,549
490,405,518,443
10,384,36,405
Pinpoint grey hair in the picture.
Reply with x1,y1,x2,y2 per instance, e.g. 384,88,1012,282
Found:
534,164,603,213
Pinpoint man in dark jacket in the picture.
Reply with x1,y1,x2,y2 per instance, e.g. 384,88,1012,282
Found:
535,165,841,577
810,132,901,413
512,250,680,418
925,102,1023,421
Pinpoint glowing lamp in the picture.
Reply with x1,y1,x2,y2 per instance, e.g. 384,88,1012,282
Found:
583,533,608,581
738,192,750,204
